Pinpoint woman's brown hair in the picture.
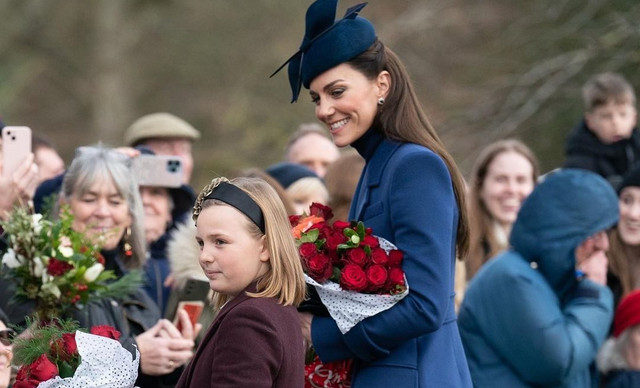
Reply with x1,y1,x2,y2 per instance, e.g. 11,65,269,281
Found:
347,39,470,258
465,139,539,280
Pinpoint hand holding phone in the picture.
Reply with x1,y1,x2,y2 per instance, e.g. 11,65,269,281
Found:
173,301,205,333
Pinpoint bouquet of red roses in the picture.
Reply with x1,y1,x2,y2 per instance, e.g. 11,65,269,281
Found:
292,203,409,388
12,319,139,388
291,203,408,334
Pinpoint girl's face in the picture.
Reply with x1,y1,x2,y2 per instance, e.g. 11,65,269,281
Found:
140,186,173,244
68,178,132,250
479,151,535,228
196,205,269,297
618,186,640,246
309,63,389,147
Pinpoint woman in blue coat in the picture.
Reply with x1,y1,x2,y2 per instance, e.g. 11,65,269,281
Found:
272,1,471,386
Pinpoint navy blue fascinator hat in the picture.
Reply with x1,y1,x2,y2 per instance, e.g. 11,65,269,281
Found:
270,0,376,103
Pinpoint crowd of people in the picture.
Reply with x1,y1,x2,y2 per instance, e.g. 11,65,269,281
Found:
0,0,639,387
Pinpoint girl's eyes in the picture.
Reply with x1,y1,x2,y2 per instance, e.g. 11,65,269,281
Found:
215,239,227,246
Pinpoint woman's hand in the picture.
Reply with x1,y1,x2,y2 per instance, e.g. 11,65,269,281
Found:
0,153,39,218
298,312,313,346
136,319,196,375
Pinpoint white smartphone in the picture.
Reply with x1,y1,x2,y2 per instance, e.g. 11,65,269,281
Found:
131,154,183,188
2,126,32,178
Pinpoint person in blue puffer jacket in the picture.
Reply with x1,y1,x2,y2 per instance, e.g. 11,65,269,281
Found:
459,168,619,387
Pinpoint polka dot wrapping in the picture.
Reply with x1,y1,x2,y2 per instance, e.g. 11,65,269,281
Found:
306,236,410,334
37,331,140,388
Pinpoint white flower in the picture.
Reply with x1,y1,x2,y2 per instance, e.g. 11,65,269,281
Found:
84,263,104,282
59,246,74,258
33,257,44,277
31,213,43,234
41,282,61,298
2,249,23,268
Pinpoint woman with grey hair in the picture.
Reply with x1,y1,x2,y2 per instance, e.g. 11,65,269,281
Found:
61,146,199,388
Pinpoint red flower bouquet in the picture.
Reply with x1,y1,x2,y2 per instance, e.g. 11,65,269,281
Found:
12,319,139,388
292,203,409,388
292,203,408,334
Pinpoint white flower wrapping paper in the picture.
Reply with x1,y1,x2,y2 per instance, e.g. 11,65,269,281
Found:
37,331,140,388
307,237,409,334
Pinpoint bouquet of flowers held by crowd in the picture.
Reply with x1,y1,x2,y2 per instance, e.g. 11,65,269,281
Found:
291,203,409,388
12,318,139,388
0,205,141,321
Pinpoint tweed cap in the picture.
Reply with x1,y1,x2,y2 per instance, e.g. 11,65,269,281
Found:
271,0,376,102
124,112,200,146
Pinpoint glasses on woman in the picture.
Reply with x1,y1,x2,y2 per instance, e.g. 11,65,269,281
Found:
0,329,16,346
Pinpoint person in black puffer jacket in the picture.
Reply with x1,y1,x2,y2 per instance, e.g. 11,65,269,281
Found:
564,72,639,190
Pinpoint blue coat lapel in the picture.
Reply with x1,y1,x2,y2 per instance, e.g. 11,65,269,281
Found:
352,139,402,220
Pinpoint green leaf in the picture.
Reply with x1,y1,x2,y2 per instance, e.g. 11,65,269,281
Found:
300,228,319,243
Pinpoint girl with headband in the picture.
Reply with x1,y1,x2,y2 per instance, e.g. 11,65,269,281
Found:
176,177,306,387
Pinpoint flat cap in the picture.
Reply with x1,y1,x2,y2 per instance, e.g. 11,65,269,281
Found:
124,112,200,146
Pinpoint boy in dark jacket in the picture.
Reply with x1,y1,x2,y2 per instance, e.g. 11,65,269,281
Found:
564,72,638,189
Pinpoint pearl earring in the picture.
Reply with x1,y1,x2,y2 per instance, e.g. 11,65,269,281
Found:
377,97,385,105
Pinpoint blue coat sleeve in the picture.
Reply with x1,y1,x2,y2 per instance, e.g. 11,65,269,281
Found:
474,270,613,386
312,148,456,362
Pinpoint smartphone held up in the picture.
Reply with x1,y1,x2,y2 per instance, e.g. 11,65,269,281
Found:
2,126,32,178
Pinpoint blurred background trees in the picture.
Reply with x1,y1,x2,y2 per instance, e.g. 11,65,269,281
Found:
0,0,638,189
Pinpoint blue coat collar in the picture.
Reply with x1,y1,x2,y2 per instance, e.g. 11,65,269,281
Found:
351,135,402,220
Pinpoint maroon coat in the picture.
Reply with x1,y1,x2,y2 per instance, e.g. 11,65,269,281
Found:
176,285,304,388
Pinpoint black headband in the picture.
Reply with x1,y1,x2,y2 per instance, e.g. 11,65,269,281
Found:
205,182,265,233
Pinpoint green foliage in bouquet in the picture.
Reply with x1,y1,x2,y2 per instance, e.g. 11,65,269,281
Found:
1,205,142,320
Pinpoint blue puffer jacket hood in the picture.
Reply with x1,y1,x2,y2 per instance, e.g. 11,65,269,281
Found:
509,168,619,298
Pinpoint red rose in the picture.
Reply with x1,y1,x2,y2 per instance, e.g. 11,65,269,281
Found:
340,264,368,292
365,227,373,235
386,267,406,293
52,333,78,362
299,242,317,259
61,333,78,358
13,379,40,388
366,264,388,292
361,235,379,249
370,248,388,265
47,258,74,276
309,202,333,220
388,250,404,267
325,231,347,251
345,248,367,267
29,354,59,382
90,325,121,340
306,254,333,283
310,222,330,239
289,214,301,227
332,220,350,230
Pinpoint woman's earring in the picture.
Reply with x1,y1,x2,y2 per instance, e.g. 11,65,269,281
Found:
123,227,133,257
377,97,385,106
